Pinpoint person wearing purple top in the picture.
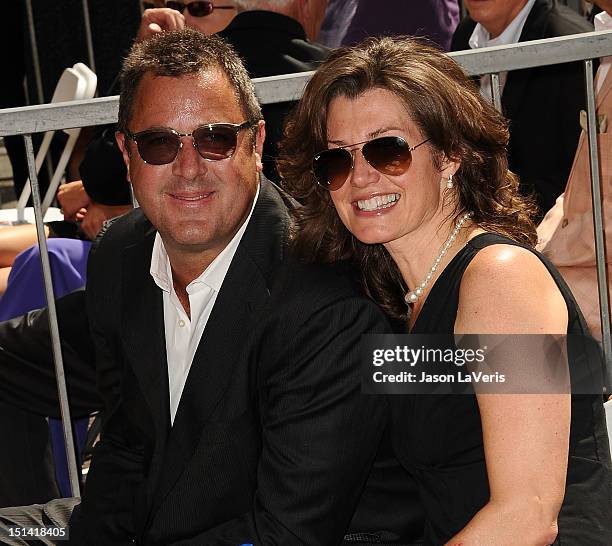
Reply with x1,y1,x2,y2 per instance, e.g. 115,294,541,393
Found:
342,0,460,51
318,0,358,47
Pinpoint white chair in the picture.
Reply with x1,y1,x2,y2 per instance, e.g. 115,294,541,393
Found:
39,63,97,214
12,63,97,223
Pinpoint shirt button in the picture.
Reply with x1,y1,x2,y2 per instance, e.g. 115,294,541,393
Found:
178,319,185,327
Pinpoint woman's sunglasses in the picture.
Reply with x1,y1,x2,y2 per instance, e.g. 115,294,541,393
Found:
312,136,430,191
124,121,255,165
165,1,234,17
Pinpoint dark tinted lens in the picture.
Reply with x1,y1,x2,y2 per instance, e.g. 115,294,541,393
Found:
193,125,238,160
312,148,353,190
187,1,213,16
362,136,412,176
165,1,185,13
135,130,180,165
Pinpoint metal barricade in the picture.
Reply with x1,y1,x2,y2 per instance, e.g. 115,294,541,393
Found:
0,29,611,497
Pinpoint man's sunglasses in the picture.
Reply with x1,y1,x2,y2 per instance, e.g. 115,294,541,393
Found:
312,136,430,191
165,1,234,17
124,121,255,165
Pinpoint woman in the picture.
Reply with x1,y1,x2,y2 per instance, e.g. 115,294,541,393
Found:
280,37,612,544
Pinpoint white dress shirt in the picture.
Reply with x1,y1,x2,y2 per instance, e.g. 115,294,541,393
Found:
595,10,612,93
468,0,537,102
150,183,260,424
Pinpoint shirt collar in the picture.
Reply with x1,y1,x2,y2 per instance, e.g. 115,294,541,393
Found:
150,180,260,295
468,0,536,49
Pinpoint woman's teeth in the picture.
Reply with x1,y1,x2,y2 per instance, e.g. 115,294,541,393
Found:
356,193,400,212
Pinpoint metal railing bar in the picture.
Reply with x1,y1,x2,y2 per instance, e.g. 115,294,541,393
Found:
23,134,81,497
81,0,97,74
0,96,119,137
24,0,44,107
2,30,612,137
489,72,502,112
583,59,612,390
25,0,54,185
253,71,313,106
449,29,612,75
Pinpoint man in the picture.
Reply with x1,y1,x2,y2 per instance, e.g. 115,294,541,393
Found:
0,0,327,510
50,2,239,240
452,0,594,218
75,1,241,235
537,0,612,339
37,29,388,544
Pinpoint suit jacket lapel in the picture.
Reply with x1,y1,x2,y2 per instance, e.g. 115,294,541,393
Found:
150,177,290,514
121,222,171,446
120,222,173,534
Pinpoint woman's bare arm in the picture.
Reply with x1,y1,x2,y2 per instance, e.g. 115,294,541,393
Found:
449,244,570,546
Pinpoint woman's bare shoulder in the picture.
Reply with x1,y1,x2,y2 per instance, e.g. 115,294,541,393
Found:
456,242,568,334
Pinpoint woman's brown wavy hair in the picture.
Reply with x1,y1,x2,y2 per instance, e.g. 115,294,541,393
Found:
278,36,537,320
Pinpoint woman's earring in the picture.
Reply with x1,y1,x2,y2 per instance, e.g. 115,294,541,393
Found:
446,174,454,189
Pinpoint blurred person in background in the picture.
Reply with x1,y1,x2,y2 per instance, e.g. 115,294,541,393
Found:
537,0,612,339
452,0,594,219
342,0,460,51
219,0,330,180
317,0,357,47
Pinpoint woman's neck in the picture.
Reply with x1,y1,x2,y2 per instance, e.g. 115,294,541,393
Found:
385,214,484,324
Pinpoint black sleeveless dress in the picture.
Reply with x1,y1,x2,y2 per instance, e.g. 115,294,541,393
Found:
390,233,612,545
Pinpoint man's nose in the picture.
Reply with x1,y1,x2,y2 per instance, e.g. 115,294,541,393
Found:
171,136,207,179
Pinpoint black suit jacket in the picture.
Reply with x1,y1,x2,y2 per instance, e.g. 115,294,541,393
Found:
68,178,391,545
451,0,594,217
219,10,329,79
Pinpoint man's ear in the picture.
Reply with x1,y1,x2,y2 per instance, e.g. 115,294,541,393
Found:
115,131,132,183
254,120,266,173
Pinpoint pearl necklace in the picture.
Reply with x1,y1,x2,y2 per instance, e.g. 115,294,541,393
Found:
404,212,473,305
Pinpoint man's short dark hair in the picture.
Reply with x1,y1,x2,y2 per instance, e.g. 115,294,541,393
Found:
117,28,262,132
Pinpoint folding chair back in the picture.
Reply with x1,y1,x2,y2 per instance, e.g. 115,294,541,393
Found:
16,64,97,221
